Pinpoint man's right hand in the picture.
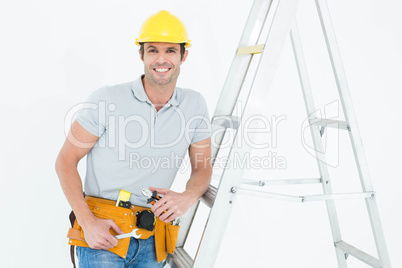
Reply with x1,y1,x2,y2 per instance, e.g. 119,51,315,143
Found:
80,216,125,250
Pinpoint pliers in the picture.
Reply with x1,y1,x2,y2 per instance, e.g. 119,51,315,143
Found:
141,188,162,205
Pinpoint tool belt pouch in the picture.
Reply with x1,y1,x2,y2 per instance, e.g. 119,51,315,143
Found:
154,220,181,262
67,196,135,258
155,219,167,262
166,222,180,254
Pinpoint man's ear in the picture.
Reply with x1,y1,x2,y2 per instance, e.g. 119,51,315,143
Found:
181,50,189,64
139,49,144,61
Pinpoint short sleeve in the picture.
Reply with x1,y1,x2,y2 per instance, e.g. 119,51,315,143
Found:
190,94,211,144
75,87,108,137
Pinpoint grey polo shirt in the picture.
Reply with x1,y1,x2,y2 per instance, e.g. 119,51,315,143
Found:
76,75,211,207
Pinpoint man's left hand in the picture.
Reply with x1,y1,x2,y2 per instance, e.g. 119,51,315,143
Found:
149,186,195,223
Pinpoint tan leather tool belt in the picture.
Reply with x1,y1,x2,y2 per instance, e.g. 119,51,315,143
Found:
67,195,180,263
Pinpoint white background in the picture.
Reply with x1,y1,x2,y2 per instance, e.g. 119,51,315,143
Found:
0,0,401,267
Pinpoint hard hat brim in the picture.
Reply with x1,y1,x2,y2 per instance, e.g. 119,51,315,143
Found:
135,38,191,48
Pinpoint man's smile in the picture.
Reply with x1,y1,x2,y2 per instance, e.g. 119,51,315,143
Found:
154,68,171,73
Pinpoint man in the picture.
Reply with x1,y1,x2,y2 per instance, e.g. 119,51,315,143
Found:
56,10,212,267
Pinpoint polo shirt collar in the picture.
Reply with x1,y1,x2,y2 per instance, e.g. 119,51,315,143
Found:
131,75,179,107
167,87,179,106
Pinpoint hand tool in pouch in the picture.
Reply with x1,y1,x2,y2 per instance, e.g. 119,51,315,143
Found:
116,189,132,208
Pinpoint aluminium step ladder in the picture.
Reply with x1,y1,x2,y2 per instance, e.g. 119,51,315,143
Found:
165,0,392,267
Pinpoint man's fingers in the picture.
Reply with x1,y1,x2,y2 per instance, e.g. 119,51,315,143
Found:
154,200,171,217
83,218,122,250
165,214,176,223
153,203,165,217
156,202,178,221
149,186,169,195
107,220,122,247
151,196,167,215
104,233,119,248
161,212,176,223
106,237,118,248
96,229,118,249
91,240,111,250
96,231,119,249
109,219,124,235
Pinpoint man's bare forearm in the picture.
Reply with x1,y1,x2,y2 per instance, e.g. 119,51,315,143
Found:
55,155,95,227
184,168,212,204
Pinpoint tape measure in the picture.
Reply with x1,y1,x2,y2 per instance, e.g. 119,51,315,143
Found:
136,210,156,231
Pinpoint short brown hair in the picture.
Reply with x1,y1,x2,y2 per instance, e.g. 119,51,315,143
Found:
139,43,186,60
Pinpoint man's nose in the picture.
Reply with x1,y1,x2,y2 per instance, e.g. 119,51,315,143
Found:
155,52,168,63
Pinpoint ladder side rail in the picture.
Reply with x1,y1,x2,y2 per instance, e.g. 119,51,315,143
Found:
200,0,275,249
175,201,200,248
212,0,273,119
290,20,347,268
314,0,391,266
211,0,274,162
193,1,301,267
166,1,277,266
208,0,274,201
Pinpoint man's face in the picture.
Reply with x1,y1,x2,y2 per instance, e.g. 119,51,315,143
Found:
141,42,188,87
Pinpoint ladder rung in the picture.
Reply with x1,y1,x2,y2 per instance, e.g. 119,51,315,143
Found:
237,189,375,202
242,178,322,186
309,118,350,130
335,241,381,268
237,44,265,55
238,189,304,202
211,115,240,129
166,247,193,268
201,185,217,208
302,192,375,202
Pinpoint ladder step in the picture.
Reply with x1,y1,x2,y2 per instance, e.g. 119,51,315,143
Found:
238,189,305,202
302,192,375,202
237,44,265,55
166,247,193,268
201,185,217,208
211,115,240,129
242,178,322,186
309,118,350,130
237,189,375,202
335,241,381,268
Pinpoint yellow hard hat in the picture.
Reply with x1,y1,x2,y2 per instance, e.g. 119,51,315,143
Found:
135,10,191,48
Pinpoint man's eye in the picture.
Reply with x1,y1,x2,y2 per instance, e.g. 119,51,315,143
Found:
148,50,157,53
167,50,176,53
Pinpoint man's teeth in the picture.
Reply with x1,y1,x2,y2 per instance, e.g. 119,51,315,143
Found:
155,68,169,73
